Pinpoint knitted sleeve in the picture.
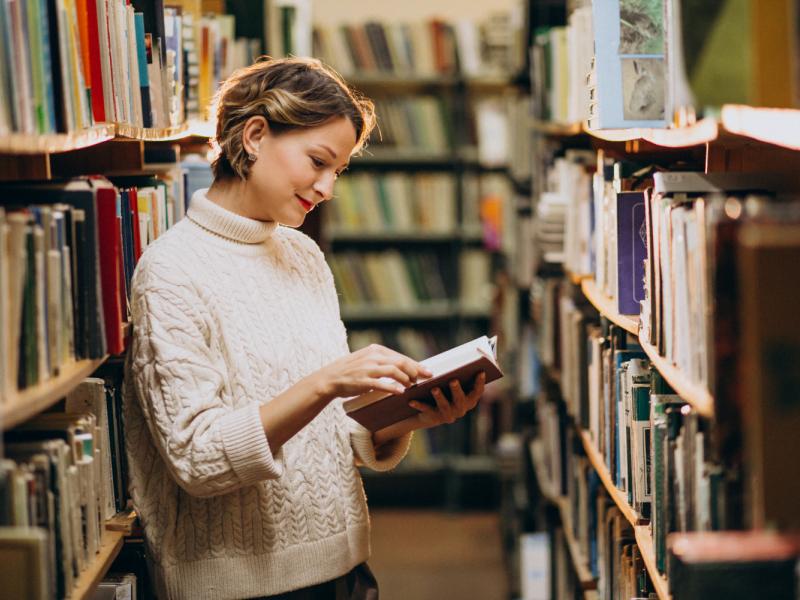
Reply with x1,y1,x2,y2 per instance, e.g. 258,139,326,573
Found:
285,229,413,471
129,256,283,498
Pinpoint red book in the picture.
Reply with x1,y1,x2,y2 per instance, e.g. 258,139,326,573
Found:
86,0,106,121
93,181,125,355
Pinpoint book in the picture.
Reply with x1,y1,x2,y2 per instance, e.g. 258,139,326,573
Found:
344,335,503,432
0,527,50,600
589,0,668,129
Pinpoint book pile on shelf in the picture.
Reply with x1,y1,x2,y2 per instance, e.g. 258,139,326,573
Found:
0,174,182,398
326,173,457,235
366,97,453,155
0,375,130,599
530,5,593,125
312,13,524,79
0,0,261,136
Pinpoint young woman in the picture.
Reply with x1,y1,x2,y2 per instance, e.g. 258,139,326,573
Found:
124,57,485,600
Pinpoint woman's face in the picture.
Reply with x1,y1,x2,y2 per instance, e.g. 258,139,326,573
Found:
244,116,357,227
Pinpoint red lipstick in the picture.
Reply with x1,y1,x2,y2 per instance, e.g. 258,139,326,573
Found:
297,196,314,212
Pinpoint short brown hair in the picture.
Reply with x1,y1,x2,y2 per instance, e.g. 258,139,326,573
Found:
210,57,376,181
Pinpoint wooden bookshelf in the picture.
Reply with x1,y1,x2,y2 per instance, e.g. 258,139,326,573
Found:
105,510,139,536
326,230,464,243
68,529,125,600
341,302,457,322
634,525,671,600
351,149,456,166
531,119,584,137
585,118,719,148
720,104,800,151
581,105,800,152
0,125,116,155
637,335,714,418
555,496,598,590
1,357,107,430
116,122,189,141
580,278,639,336
577,430,642,527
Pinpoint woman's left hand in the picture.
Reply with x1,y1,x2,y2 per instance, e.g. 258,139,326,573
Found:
408,371,486,429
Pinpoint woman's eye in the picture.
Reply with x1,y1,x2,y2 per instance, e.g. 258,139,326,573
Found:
311,157,324,168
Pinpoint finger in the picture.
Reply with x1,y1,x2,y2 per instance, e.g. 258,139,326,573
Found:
366,376,407,395
369,364,413,387
467,372,486,403
408,399,436,414
432,387,455,423
379,347,433,380
449,379,469,416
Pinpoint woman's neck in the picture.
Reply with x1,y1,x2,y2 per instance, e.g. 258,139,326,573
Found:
207,178,254,219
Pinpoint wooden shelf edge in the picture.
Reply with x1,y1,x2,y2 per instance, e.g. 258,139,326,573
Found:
556,497,598,590
585,118,718,148
105,510,138,536
637,334,714,418
531,119,584,137
580,278,639,335
578,430,642,527
68,529,125,600
0,125,116,155
116,122,189,141
720,104,800,151
2,357,108,430
634,525,671,600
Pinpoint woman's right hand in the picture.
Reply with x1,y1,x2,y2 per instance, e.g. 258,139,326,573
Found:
313,344,432,401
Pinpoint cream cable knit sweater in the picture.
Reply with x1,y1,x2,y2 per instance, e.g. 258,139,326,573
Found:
124,189,411,600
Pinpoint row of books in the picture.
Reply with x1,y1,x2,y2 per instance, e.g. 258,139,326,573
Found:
0,376,128,599
0,174,182,397
533,349,800,598
368,97,452,154
325,172,457,234
312,13,524,79
0,0,259,135
329,249,493,314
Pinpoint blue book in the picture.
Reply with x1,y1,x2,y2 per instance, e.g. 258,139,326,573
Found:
589,0,668,129
134,13,153,128
616,191,647,315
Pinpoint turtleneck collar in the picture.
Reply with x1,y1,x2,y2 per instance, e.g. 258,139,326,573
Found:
186,188,278,244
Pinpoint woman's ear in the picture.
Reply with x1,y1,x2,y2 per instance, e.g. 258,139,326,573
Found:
242,115,270,157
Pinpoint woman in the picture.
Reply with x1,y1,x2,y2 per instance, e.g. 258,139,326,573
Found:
124,57,485,600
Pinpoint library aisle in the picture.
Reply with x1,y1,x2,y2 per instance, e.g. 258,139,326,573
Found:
370,510,508,600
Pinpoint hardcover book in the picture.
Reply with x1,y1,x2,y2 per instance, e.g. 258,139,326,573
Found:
616,191,647,315
344,335,503,432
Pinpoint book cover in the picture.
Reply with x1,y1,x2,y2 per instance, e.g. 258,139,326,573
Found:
589,0,668,130
344,335,503,432
616,191,647,315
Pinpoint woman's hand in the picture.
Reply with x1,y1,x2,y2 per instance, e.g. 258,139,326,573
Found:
313,344,432,401
408,371,486,429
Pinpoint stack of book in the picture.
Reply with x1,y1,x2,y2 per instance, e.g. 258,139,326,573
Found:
367,97,452,154
0,1,260,135
312,14,524,79
0,174,182,397
1,377,128,599
325,172,457,234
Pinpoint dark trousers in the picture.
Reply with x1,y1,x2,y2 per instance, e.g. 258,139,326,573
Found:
253,563,379,600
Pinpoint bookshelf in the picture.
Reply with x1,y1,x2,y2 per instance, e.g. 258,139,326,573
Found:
0,126,116,155
637,337,715,419
68,530,125,600
579,278,639,336
534,106,800,153
519,1,800,598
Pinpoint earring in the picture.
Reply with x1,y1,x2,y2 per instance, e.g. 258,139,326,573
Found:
248,153,258,162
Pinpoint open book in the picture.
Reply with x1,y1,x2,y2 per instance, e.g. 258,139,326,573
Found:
343,335,503,432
